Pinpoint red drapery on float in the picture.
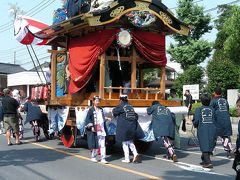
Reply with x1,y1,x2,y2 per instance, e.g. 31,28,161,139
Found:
132,31,166,67
68,29,167,94
68,29,116,93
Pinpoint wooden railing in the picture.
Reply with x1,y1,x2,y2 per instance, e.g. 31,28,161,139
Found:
103,86,163,100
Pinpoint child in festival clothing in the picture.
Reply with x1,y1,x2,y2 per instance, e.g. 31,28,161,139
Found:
85,96,108,164
147,101,177,162
193,94,217,168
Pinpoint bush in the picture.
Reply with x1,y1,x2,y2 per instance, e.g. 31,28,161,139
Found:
229,107,238,117
190,102,238,117
191,102,202,114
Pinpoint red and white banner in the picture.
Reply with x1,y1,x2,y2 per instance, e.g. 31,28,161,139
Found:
14,15,49,45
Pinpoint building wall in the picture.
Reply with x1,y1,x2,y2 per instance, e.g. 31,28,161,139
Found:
227,89,239,108
0,75,7,90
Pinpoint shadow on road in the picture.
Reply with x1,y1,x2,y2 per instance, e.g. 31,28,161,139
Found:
0,148,68,167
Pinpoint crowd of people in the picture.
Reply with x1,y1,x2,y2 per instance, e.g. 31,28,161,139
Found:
0,87,240,177
0,88,49,145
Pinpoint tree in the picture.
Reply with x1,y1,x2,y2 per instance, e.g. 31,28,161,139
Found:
169,39,212,70
173,65,204,96
206,59,239,97
143,68,158,85
168,0,212,70
213,5,235,61
207,4,240,97
222,6,240,64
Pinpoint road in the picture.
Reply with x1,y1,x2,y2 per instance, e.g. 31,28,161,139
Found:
0,123,236,180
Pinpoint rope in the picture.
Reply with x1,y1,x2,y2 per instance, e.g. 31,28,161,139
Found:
30,44,47,83
25,45,43,84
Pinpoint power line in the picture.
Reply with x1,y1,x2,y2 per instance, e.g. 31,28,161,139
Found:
16,52,49,62
0,0,48,30
204,0,240,13
25,0,49,16
170,0,204,10
169,0,240,12
0,51,50,63
28,0,56,17
0,45,46,53
0,0,55,34
19,55,50,65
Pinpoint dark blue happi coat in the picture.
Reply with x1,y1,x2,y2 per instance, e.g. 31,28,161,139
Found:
85,107,107,149
236,120,240,149
112,102,144,142
0,106,3,122
65,0,90,18
210,97,232,137
147,104,175,139
0,97,3,122
23,101,43,124
193,106,217,152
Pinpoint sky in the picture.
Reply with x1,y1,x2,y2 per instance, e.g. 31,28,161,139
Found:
0,0,239,70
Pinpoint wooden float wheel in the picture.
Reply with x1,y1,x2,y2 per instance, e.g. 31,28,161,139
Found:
61,126,75,148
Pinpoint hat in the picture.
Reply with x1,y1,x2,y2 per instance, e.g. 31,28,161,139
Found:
120,94,128,101
93,95,101,101
3,88,11,95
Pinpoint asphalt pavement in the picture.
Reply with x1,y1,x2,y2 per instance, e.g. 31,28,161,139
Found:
0,119,238,180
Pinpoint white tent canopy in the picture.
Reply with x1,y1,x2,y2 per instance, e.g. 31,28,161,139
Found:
8,71,47,86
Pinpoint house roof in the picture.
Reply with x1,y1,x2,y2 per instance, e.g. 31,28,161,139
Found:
29,61,50,71
0,63,26,74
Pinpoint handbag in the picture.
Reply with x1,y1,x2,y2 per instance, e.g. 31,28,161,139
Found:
182,118,186,132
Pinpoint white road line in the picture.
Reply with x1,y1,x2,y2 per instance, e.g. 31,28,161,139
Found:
2,134,232,177
141,154,231,176
158,147,234,161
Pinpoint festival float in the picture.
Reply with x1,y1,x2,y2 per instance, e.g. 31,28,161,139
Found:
14,0,190,148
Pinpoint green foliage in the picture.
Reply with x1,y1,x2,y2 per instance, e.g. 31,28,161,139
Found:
176,0,212,41
173,65,204,95
229,107,238,117
222,6,240,64
191,102,202,114
214,5,234,31
143,68,158,85
167,0,213,95
213,5,240,64
209,5,240,97
206,59,240,97
213,5,234,61
169,39,212,70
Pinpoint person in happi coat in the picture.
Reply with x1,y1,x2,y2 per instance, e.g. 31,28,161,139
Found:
169,88,183,149
85,96,108,164
22,98,49,141
210,87,234,158
112,95,144,163
193,94,216,168
0,91,4,134
147,101,177,162
233,97,240,179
